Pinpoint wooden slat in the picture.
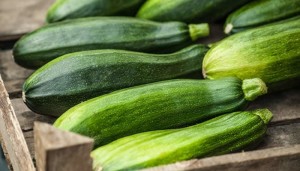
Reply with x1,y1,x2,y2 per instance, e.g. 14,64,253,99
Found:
0,76,35,171
0,0,54,41
0,50,33,81
248,88,300,126
0,50,33,96
145,144,300,171
34,122,94,171
11,99,55,158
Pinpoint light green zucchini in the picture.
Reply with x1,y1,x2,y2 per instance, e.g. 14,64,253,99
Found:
203,17,300,91
92,109,272,171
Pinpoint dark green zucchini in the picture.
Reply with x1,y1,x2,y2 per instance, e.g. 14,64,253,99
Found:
136,0,251,22
225,0,300,34
91,109,272,170
13,17,209,69
54,77,267,147
22,44,208,116
203,17,300,91
47,0,146,23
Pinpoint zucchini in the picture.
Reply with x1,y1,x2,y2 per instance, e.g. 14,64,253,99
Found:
22,44,209,116
225,0,300,34
47,0,146,23
203,17,300,91
136,0,251,22
13,17,209,69
54,77,267,147
92,109,273,171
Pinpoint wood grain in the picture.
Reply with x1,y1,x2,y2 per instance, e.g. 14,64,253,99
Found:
34,122,94,171
0,50,33,81
0,50,33,96
0,0,54,41
248,88,300,126
0,76,35,171
11,98,55,158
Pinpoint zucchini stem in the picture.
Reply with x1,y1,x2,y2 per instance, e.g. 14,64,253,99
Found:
253,109,273,124
189,23,210,41
242,78,268,101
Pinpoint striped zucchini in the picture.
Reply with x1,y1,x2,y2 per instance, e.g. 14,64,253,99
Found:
203,17,300,91
92,109,273,171
22,44,208,116
136,0,251,22
13,17,209,69
225,0,300,34
47,0,146,23
54,77,267,147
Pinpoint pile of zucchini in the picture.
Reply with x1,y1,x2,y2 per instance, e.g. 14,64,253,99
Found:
13,0,300,170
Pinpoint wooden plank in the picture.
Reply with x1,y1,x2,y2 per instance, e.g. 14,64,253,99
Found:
248,88,300,126
0,50,33,96
0,0,54,41
4,79,26,98
258,122,300,149
34,122,94,171
145,144,300,171
11,99,55,158
0,50,33,81
0,76,35,171
11,99,55,131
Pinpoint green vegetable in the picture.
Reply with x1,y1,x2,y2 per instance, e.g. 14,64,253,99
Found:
47,0,146,23
225,0,300,34
203,17,300,91
13,17,209,69
92,109,273,171
54,77,267,147
136,0,251,22
22,44,208,116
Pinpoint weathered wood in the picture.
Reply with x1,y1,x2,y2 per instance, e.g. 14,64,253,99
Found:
248,88,300,126
145,144,300,171
0,50,33,96
0,50,33,81
11,99,55,131
259,122,300,149
10,98,55,158
0,0,54,41
34,122,94,171
0,76,35,171
4,80,26,98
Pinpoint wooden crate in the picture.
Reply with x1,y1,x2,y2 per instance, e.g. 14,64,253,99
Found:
0,0,299,170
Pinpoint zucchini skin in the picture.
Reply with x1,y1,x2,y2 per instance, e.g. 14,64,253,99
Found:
225,0,300,34
136,0,251,22
13,17,209,69
22,45,208,116
47,0,146,23
91,109,272,171
203,17,300,91
54,77,267,147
